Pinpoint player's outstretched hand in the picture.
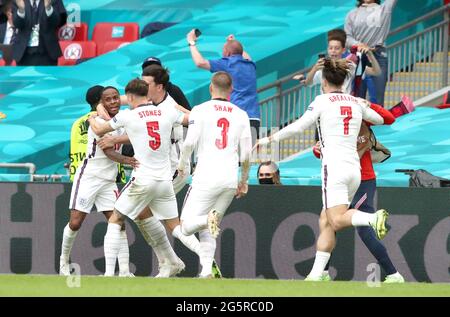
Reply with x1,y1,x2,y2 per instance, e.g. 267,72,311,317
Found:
125,157,140,170
236,181,248,199
98,134,115,150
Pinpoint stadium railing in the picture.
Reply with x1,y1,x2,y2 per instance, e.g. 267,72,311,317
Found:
0,163,36,182
257,3,450,161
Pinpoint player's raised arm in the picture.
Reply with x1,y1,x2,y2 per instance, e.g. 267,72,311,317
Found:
87,116,115,137
257,101,320,147
358,98,384,125
98,134,131,151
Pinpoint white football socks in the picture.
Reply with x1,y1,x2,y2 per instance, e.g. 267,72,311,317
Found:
135,218,164,264
104,223,121,276
351,210,377,227
136,216,179,265
198,229,216,277
60,223,78,262
180,216,208,236
308,251,331,278
117,229,130,275
172,225,201,256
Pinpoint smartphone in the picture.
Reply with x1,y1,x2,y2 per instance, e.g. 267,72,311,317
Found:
318,53,326,59
194,29,202,38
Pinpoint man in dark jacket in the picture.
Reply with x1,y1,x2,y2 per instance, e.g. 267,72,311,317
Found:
12,0,66,65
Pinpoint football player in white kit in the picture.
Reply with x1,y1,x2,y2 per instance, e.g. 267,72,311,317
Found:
60,86,138,277
89,78,190,277
256,59,390,281
176,72,252,278
98,66,222,277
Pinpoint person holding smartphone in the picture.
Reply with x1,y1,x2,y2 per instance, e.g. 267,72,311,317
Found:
186,29,260,146
303,29,380,95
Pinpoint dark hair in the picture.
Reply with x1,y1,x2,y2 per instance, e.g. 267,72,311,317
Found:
85,85,104,110
327,29,346,48
125,78,149,97
322,58,349,87
142,64,162,76
141,65,169,89
211,71,232,92
357,0,380,7
102,86,120,95
257,161,282,185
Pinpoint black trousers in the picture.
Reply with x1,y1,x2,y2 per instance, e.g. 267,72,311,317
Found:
17,49,57,66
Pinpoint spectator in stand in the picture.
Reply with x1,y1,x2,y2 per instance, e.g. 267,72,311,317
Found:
304,28,380,95
257,161,282,185
0,1,15,45
12,0,67,65
345,0,398,106
186,30,260,145
141,56,191,110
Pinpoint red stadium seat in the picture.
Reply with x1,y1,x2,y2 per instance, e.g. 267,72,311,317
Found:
0,59,16,66
92,23,139,54
97,41,131,55
58,41,97,66
58,23,89,41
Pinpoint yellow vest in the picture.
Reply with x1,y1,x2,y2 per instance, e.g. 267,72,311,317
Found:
69,112,126,183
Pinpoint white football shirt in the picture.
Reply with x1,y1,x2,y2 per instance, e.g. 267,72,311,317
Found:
81,117,124,181
184,99,252,189
274,93,384,166
109,101,184,180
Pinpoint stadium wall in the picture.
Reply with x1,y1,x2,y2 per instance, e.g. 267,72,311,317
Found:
0,183,448,283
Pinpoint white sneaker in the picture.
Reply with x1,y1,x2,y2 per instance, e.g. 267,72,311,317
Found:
155,260,185,278
384,272,405,284
59,257,70,276
207,210,220,238
304,274,327,281
199,273,213,279
119,272,135,277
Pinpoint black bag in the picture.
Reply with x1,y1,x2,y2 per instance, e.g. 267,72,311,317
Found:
408,169,450,188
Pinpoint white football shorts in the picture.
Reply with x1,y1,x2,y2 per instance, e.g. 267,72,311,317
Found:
321,162,361,209
114,177,178,221
69,173,118,213
180,186,235,221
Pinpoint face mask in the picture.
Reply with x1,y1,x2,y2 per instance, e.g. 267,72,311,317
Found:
259,178,275,185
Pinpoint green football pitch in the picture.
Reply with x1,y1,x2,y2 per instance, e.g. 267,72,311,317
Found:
0,275,449,296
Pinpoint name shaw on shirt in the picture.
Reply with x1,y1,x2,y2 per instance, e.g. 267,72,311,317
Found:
214,104,234,113
138,109,162,118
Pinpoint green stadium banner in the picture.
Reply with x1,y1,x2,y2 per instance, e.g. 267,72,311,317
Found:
0,183,448,282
